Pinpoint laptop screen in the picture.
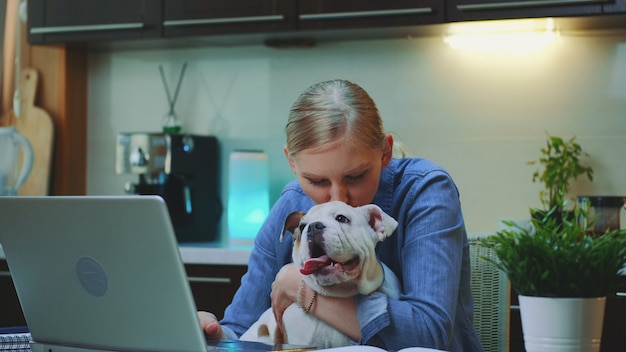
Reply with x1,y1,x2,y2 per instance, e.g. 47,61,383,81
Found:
0,196,209,352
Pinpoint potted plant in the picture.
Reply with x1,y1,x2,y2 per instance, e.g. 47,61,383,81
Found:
480,207,626,352
527,134,594,220
478,134,626,352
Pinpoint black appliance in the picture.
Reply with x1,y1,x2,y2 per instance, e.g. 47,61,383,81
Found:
116,132,221,242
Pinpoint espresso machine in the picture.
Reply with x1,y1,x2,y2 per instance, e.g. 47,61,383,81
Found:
577,196,626,233
116,132,221,242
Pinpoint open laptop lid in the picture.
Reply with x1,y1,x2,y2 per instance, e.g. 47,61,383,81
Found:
0,196,209,352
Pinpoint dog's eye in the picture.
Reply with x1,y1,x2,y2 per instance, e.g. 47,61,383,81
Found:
335,214,350,224
299,223,306,233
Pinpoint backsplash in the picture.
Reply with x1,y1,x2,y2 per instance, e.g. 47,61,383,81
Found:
87,29,626,234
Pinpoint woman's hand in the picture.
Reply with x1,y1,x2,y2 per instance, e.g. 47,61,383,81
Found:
271,263,301,326
197,311,227,339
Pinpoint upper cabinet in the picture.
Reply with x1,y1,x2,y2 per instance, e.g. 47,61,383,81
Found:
27,0,626,45
162,0,296,38
446,0,621,22
28,0,161,45
603,0,626,12
297,0,444,30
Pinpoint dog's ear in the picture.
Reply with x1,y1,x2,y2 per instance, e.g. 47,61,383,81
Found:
280,211,305,241
363,204,398,242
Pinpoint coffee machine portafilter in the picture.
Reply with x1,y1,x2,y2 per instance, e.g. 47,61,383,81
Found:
116,132,222,242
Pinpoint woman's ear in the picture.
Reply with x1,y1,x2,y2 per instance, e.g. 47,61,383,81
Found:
284,145,297,173
382,134,394,167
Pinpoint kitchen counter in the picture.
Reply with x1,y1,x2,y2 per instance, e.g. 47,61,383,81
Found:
0,243,251,266
178,243,251,265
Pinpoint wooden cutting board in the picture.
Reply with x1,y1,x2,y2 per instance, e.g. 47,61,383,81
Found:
5,68,54,196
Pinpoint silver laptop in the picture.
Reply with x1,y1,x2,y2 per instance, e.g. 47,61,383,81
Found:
0,196,311,352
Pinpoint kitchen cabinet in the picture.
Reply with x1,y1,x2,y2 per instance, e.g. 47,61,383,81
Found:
27,0,626,46
162,0,297,38
508,294,522,352
297,0,444,31
0,258,247,326
446,0,608,22
185,264,248,320
508,276,626,352
27,0,161,45
0,260,26,327
603,0,626,12
600,277,626,352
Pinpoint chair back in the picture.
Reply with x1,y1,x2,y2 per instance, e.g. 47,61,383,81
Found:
469,236,510,352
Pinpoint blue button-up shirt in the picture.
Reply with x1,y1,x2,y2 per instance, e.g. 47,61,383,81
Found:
220,158,484,351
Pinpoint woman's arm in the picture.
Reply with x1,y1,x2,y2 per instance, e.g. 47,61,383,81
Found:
360,168,470,350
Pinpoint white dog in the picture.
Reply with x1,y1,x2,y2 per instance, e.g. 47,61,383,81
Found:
240,201,400,349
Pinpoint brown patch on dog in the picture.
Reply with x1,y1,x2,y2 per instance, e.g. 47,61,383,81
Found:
281,211,305,241
281,211,306,259
258,324,270,337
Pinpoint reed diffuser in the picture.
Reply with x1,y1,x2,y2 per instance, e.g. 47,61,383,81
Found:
159,62,187,134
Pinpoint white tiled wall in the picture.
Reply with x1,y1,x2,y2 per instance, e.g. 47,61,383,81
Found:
87,29,626,234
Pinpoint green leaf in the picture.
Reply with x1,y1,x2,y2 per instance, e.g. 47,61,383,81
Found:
478,205,626,298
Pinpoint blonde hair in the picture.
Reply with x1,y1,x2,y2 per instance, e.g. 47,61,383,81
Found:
285,79,389,156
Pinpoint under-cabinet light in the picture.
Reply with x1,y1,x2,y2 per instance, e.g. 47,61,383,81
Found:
444,18,559,52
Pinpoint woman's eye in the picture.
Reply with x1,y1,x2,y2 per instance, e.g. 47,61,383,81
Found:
346,174,364,183
335,214,350,224
308,178,328,186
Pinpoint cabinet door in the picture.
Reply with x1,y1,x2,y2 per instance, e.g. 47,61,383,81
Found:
162,0,297,38
0,260,27,327
28,0,161,45
447,0,606,22
298,0,444,30
600,278,626,352
508,294,524,352
185,264,248,320
603,0,626,12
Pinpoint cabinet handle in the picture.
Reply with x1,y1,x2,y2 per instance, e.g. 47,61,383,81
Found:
187,276,232,284
457,0,608,11
510,304,520,310
0,270,11,277
30,22,144,35
616,291,626,297
299,8,433,21
163,15,285,27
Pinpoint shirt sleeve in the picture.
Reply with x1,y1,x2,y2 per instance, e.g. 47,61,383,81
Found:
358,168,469,351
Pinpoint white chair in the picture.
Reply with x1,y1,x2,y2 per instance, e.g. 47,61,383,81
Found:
469,236,510,352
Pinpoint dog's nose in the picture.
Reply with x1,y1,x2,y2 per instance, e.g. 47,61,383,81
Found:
308,222,325,235
307,222,326,257
307,222,326,243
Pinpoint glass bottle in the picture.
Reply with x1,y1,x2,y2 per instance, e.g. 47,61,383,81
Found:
162,111,182,134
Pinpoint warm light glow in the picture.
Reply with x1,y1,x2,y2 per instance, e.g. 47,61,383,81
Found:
444,18,559,52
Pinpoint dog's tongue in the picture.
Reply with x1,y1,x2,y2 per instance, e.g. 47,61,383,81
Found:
300,255,330,275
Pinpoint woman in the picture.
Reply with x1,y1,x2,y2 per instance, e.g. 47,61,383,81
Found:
199,79,484,351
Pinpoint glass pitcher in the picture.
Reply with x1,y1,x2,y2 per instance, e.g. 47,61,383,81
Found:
0,126,34,196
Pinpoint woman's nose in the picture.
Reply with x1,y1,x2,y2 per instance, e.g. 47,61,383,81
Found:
329,184,349,203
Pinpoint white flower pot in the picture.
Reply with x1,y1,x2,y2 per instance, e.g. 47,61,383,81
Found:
519,295,606,352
